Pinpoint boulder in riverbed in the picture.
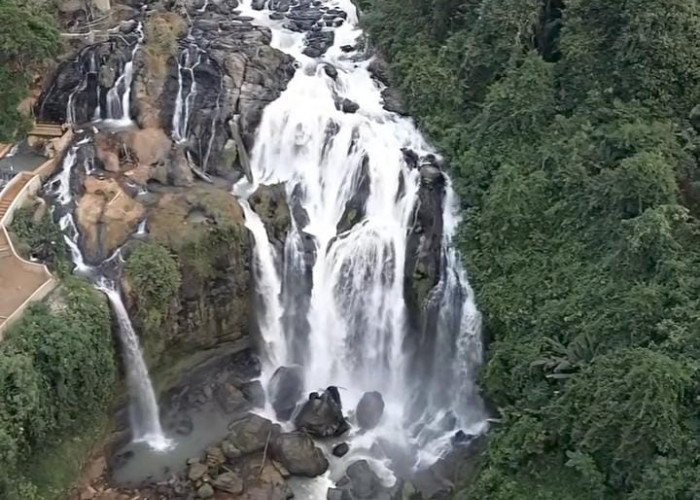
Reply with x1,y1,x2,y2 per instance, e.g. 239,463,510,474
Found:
294,387,350,437
356,391,385,430
222,413,279,458
332,442,349,457
272,432,329,477
268,365,305,421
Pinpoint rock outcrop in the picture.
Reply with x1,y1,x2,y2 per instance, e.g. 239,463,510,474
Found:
130,186,254,369
249,183,292,251
403,155,446,335
294,387,350,437
76,177,145,263
355,391,385,430
268,365,305,420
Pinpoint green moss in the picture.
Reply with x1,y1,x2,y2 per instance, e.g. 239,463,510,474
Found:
125,242,181,328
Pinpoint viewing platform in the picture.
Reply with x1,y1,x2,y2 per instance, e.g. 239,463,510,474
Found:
0,123,71,337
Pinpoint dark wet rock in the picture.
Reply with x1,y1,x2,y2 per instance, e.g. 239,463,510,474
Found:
337,155,370,233
272,432,329,477
356,391,385,430
332,442,350,457
268,365,305,420
249,183,292,250
212,471,244,494
38,37,134,123
368,56,392,86
327,488,353,500
214,382,250,414
403,154,446,350
341,98,360,114
290,183,310,228
346,460,382,499
401,148,419,170
241,380,266,408
270,11,285,20
381,87,408,115
222,413,280,458
324,64,339,79
252,0,266,9
340,44,355,52
294,388,350,437
304,30,335,58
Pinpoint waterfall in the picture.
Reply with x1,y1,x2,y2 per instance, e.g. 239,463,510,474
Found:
64,26,142,125
236,0,487,467
48,136,170,451
172,45,202,143
99,283,170,450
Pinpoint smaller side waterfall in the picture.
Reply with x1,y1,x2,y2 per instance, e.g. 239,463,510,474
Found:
47,136,170,451
99,283,170,450
172,45,202,143
239,199,287,369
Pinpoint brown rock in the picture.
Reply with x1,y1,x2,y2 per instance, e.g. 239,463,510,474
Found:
76,178,145,262
122,128,172,167
188,462,208,482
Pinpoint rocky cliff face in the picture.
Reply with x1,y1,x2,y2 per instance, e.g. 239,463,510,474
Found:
131,187,255,374
37,0,297,373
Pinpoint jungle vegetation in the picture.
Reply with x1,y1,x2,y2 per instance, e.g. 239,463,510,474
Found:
364,0,700,498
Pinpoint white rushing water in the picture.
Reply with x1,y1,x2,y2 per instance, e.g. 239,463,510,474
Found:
235,0,487,478
98,283,171,451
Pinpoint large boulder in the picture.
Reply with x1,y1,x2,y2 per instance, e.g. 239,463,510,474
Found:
272,432,329,477
76,177,145,264
345,460,382,499
294,388,349,437
222,413,280,458
356,391,384,430
268,365,305,421
214,382,250,414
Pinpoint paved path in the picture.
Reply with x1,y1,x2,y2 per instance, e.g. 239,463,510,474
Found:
0,229,49,327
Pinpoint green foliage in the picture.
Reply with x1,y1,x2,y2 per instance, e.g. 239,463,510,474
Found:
364,0,700,498
0,0,59,140
125,242,181,328
0,279,117,499
9,205,68,272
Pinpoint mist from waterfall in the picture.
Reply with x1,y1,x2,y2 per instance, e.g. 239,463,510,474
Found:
236,0,487,470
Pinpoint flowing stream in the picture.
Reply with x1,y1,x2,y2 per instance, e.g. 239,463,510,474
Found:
234,0,487,481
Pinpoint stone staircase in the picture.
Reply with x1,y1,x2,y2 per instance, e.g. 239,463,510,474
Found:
0,174,31,221
29,123,64,138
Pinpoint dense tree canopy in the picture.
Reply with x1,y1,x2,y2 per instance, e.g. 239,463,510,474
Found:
364,0,700,498
0,279,117,499
0,0,59,140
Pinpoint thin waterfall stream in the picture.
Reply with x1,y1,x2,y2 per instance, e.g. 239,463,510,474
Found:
46,28,170,450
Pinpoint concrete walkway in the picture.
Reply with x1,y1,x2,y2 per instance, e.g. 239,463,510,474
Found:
0,125,68,336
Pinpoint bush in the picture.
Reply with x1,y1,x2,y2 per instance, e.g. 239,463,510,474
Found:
0,278,117,499
125,242,181,328
0,0,59,140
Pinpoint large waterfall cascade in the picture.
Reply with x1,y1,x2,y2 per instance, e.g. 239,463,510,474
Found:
47,28,170,450
235,0,488,478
